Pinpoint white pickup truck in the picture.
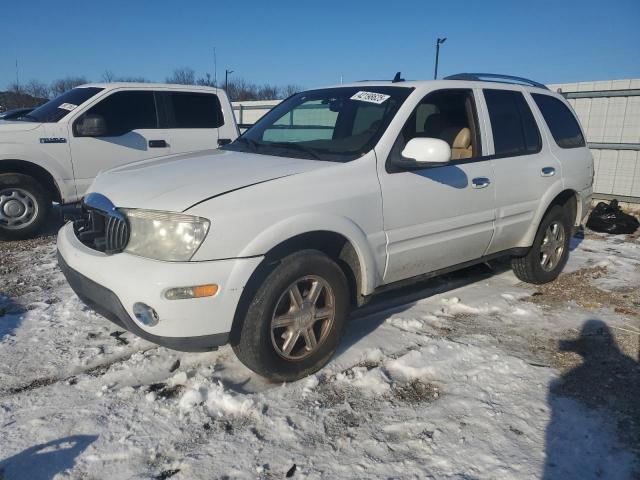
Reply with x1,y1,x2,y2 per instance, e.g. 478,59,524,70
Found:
0,83,238,239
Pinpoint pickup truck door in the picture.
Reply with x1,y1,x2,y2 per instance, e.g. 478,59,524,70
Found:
159,91,222,154
68,90,170,195
378,88,496,284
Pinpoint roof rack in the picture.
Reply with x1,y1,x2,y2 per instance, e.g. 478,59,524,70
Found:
443,73,548,90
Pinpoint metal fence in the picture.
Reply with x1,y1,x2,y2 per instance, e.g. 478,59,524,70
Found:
233,79,640,203
548,79,640,203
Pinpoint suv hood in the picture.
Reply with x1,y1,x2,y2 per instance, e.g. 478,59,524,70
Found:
89,149,330,212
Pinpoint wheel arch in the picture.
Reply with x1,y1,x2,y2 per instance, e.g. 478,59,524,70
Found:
0,159,63,203
237,214,381,297
228,225,376,347
521,188,580,248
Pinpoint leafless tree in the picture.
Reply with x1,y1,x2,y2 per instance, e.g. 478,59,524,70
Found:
23,79,49,99
50,76,88,97
196,73,215,87
6,82,23,94
166,67,196,85
224,77,257,101
101,69,116,83
257,84,280,100
2,82,47,109
102,69,149,83
224,78,304,101
279,84,302,98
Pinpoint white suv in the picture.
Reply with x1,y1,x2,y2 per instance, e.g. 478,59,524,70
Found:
57,73,593,381
0,83,238,240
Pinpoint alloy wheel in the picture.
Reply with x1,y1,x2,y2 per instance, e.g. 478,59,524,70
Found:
539,220,565,272
270,275,335,361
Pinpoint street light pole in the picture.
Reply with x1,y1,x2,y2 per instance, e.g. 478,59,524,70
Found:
434,37,447,80
225,69,234,92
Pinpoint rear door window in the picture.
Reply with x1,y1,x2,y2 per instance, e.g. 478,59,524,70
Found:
167,92,223,128
483,89,541,156
532,93,585,148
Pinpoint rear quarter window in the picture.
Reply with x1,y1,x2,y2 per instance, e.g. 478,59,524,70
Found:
169,92,223,128
532,93,585,148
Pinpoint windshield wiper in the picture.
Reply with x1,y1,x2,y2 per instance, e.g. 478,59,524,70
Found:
263,141,322,160
232,136,261,152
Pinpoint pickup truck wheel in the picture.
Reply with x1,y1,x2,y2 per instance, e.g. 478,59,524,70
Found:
232,250,350,382
511,205,571,284
0,173,51,241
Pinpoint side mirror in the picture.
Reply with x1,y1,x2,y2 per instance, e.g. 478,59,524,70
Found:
75,114,107,137
399,137,451,167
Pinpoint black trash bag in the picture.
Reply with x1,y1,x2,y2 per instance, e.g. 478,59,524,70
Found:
586,199,639,234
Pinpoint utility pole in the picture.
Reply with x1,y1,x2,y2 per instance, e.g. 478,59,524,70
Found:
225,69,234,92
434,37,447,80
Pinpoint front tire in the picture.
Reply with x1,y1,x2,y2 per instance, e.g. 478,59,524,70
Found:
511,205,571,284
0,173,51,241
232,250,350,382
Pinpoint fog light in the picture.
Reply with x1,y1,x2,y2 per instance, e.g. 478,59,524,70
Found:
164,284,219,300
133,302,159,326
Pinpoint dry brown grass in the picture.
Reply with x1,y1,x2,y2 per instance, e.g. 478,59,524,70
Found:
526,266,640,318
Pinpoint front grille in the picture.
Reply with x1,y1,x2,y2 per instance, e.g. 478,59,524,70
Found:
73,194,130,254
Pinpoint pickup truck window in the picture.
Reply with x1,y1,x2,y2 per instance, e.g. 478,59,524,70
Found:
484,89,541,157
77,91,158,137
168,92,223,129
21,87,103,123
223,86,412,162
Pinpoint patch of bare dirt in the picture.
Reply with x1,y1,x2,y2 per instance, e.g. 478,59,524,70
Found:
526,266,640,318
391,379,440,405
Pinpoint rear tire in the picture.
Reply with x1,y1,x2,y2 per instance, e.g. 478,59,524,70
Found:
511,205,571,284
0,173,51,241
232,250,350,382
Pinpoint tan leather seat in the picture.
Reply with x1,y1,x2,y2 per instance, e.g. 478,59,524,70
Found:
441,127,473,160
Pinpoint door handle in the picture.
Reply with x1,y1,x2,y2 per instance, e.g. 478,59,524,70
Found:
148,139,168,148
218,138,232,146
472,177,491,189
541,167,556,177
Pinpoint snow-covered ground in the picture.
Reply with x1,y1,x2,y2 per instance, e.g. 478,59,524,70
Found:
0,231,639,479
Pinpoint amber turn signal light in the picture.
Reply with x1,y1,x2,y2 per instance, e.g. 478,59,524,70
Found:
164,284,219,300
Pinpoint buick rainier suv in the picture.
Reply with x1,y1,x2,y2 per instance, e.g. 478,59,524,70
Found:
58,73,593,381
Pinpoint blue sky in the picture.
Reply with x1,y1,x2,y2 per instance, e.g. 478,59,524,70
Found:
3,0,640,90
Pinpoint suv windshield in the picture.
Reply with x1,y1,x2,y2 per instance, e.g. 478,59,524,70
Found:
223,86,412,161
22,87,104,123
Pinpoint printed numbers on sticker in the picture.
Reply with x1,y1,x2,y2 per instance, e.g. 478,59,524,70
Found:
350,91,391,104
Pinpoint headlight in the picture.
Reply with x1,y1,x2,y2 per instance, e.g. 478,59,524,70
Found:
122,209,210,262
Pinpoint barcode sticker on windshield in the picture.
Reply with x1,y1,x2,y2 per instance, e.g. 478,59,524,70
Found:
350,91,390,104
58,103,78,111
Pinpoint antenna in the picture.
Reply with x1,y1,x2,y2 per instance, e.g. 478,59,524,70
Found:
392,72,404,83
213,46,217,87
15,58,19,91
